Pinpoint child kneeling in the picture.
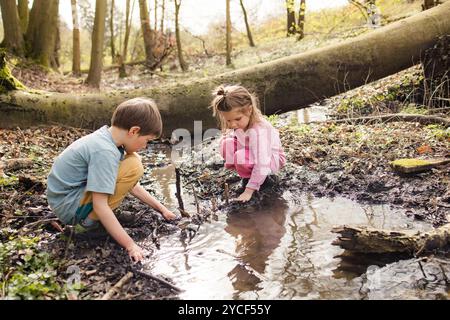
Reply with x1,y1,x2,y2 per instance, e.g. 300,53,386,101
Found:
47,98,176,262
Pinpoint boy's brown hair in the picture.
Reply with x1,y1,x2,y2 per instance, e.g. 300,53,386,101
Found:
111,97,162,137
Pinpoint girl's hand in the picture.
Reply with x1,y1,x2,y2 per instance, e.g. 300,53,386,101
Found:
161,208,177,220
236,188,255,202
126,243,146,263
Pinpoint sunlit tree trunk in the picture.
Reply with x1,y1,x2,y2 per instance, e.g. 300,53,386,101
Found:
0,0,24,55
174,0,188,71
297,0,306,40
422,0,438,10
86,0,107,88
226,0,232,66
17,0,28,35
154,0,158,31
160,0,164,32
138,0,155,67
109,0,116,61
71,0,81,76
25,0,59,68
286,0,296,36
239,0,255,47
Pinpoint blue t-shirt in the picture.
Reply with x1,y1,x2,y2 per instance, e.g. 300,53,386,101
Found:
46,126,124,224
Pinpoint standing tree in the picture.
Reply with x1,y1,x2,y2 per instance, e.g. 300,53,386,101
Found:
174,0,188,71
154,0,158,31
17,0,28,35
86,0,107,88
160,0,165,32
422,0,440,10
71,0,81,76
119,0,133,78
25,0,59,68
226,0,232,66
239,0,255,47
297,0,306,40
138,0,155,67
286,0,296,36
109,0,116,61
0,0,24,55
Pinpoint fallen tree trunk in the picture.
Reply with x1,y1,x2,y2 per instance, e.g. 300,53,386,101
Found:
332,223,450,255
1,2,450,136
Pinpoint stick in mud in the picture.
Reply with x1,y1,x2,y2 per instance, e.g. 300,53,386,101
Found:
175,167,185,211
132,268,182,293
191,186,200,214
224,183,230,205
100,272,134,300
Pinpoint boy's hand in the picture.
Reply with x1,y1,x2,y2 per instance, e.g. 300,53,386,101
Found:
161,208,177,220
236,188,255,202
126,243,146,263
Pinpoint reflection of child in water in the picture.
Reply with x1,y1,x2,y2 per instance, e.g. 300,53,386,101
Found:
224,197,289,296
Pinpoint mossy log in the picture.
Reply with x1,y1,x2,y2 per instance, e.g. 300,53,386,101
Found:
332,223,450,255
390,158,450,173
1,3,450,136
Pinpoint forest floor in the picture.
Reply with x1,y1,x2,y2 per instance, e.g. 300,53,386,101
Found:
1,62,448,299
2,5,450,298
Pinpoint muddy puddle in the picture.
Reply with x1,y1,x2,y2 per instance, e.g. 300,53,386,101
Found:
138,144,449,300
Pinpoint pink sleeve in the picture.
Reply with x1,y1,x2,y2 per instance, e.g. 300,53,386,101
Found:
246,126,272,191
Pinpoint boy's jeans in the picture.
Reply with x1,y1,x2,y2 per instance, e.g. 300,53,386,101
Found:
75,153,144,223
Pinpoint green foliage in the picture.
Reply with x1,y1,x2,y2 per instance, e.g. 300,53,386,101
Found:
400,103,428,115
288,124,311,135
0,175,19,188
265,114,280,126
425,124,450,141
0,231,81,299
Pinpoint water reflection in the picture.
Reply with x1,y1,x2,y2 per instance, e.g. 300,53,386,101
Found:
225,196,289,298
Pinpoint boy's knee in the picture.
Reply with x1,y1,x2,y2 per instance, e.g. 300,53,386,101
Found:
119,153,144,179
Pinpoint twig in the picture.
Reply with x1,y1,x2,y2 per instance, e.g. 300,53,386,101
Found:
175,167,185,211
224,183,230,205
132,268,182,293
23,218,60,229
315,113,450,126
99,272,133,300
191,186,200,214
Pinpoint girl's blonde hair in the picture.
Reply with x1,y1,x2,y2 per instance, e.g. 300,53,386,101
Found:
210,84,263,131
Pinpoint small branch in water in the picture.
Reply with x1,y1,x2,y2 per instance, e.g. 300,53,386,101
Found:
224,183,230,205
192,186,200,214
99,272,133,300
132,268,182,293
175,167,185,211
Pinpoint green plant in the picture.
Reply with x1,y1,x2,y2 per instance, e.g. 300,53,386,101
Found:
426,124,450,141
0,232,80,299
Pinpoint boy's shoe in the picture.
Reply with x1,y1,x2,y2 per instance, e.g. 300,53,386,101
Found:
63,221,108,241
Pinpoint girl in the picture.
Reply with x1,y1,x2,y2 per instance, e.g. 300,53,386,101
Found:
211,84,286,202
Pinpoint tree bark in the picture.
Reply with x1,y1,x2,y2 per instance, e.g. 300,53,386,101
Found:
160,0,165,32
0,2,449,136
109,0,116,61
297,0,306,41
286,0,296,36
17,0,28,35
139,0,155,67
71,0,81,76
174,0,188,71
0,0,24,55
332,223,450,255
226,0,232,66
25,0,59,68
239,0,255,47
86,0,107,88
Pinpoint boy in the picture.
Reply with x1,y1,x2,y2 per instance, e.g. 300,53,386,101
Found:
47,98,176,262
